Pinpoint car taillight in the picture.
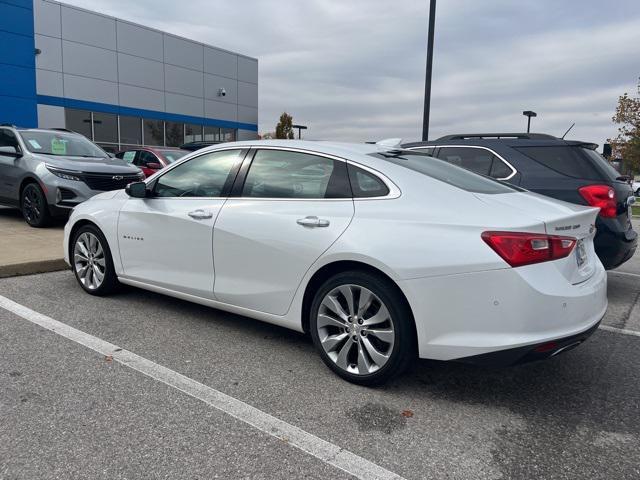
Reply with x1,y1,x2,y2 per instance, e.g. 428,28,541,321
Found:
481,231,577,268
578,185,616,218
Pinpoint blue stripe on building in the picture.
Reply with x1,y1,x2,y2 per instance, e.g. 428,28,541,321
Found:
37,95,259,132
0,0,37,127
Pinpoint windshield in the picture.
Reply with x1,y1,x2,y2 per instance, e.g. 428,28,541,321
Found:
370,150,519,194
18,130,107,158
158,149,190,163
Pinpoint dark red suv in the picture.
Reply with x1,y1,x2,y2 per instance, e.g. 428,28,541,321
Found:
115,147,190,177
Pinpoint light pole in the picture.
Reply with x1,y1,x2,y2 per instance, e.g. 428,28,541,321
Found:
422,0,437,141
523,110,537,133
292,124,307,139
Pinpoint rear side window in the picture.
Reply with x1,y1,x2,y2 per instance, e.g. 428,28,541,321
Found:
514,146,605,180
348,165,390,197
242,150,351,199
435,147,493,176
409,147,434,155
370,150,518,194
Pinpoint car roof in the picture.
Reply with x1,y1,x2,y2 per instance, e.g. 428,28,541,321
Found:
403,133,598,149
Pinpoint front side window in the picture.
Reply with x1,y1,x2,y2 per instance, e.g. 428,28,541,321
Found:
18,131,107,158
242,150,350,199
0,129,19,148
137,150,158,167
154,149,243,198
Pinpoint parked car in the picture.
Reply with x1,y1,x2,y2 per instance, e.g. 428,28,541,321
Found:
64,141,606,385
633,179,640,197
403,133,637,269
115,147,190,178
0,126,144,227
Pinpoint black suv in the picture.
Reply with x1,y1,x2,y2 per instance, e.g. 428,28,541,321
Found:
403,133,637,269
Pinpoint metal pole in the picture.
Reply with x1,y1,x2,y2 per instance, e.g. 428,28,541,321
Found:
527,116,531,133
422,0,436,141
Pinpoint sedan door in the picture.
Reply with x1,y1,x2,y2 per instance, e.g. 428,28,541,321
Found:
213,148,354,315
117,148,245,298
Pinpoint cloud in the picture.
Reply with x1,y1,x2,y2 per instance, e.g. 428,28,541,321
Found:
62,0,640,146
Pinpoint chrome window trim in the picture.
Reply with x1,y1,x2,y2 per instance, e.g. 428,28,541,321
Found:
406,145,517,181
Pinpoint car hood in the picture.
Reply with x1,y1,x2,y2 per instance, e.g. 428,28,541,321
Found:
37,154,140,174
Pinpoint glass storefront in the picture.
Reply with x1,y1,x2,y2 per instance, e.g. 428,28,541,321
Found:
62,108,236,151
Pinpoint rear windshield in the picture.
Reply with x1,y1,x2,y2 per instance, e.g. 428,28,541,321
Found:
370,150,518,194
158,149,190,163
514,145,619,181
18,130,107,158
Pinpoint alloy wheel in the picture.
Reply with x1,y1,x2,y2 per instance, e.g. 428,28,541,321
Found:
73,232,106,290
316,284,395,375
22,185,43,224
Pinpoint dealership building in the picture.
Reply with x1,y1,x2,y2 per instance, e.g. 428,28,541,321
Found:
1,0,259,152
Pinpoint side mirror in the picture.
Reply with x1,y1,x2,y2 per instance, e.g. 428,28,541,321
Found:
125,181,149,198
0,145,21,158
145,162,162,170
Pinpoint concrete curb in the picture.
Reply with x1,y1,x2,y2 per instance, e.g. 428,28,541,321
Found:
0,259,69,279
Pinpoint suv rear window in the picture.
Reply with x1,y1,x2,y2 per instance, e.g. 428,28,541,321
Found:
370,150,518,194
514,146,617,181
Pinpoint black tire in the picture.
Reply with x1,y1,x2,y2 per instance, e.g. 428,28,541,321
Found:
71,224,119,296
21,183,51,227
309,270,416,386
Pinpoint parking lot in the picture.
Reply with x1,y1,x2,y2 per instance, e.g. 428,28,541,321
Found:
0,220,639,480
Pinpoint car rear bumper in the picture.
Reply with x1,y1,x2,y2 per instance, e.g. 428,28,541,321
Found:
594,222,637,269
400,260,607,361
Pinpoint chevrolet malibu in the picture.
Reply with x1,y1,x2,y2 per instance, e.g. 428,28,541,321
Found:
63,141,607,385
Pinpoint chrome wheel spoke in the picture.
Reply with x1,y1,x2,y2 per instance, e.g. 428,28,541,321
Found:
74,252,88,263
335,340,353,370
363,303,390,327
361,336,390,367
357,343,372,374
92,265,104,283
338,286,355,317
321,332,349,352
357,289,373,316
94,257,106,267
321,294,349,322
365,328,394,343
317,313,346,329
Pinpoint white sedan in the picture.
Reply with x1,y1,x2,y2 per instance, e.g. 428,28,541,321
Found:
64,140,607,385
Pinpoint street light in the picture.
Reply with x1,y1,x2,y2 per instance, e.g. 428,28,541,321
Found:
422,0,437,141
292,124,308,139
522,110,537,133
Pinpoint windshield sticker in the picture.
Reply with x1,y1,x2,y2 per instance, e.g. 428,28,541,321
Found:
51,138,67,155
28,139,42,149
123,151,136,163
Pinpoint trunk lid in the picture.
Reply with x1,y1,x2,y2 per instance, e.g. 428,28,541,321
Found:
475,191,600,284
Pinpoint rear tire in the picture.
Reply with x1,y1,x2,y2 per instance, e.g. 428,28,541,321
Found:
71,224,119,296
309,270,416,386
21,183,50,227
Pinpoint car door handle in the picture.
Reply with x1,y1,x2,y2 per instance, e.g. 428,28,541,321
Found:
296,216,330,228
188,209,213,220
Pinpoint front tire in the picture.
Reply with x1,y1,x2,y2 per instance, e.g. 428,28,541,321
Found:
309,271,416,386
21,183,51,227
71,225,119,296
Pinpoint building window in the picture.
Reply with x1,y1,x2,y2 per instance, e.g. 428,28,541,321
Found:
65,109,92,139
204,126,220,141
221,128,236,141
92,112,118,144
185,124,203,143
119,116,142,145
165,121,184,147
144,119,164,146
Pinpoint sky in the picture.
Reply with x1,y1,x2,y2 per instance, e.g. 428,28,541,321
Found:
63,0,640,147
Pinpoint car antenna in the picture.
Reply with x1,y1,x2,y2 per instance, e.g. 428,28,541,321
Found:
561,123,575,139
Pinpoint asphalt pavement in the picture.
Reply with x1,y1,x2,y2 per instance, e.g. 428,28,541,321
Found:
1,239,640,479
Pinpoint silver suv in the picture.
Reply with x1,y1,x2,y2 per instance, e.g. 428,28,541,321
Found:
0,126,143,227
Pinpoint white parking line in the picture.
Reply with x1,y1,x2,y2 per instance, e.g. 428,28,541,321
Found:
600,325,640,337
608,270,640,279
0,295,405,480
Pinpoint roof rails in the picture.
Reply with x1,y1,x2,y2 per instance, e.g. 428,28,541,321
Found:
49,127,76,133
436,133,558,141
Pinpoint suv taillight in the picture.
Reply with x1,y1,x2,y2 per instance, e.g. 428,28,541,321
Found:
482,231,576,268
578,185,617,218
